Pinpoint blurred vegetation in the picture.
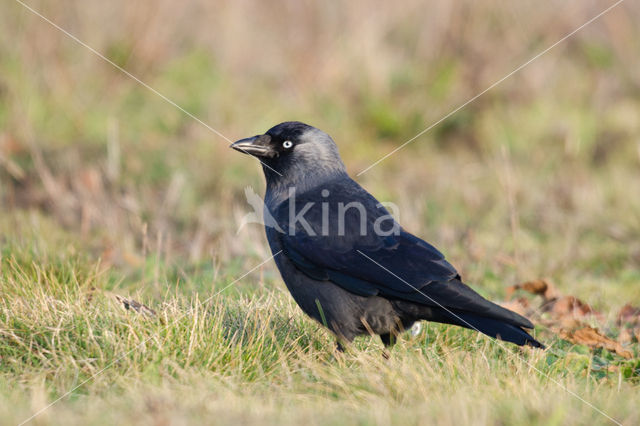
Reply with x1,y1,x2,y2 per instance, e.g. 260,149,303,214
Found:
1,1,640,424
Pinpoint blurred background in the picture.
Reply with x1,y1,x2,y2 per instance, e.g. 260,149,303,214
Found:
1,0,639,305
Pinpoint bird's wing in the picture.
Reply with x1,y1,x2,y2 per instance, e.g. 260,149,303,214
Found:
276,178,533,329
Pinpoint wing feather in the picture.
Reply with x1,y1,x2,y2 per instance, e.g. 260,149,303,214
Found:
276,178,533,329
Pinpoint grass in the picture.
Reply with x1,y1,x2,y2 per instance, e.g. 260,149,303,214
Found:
1,213,639,425
2,1,640,425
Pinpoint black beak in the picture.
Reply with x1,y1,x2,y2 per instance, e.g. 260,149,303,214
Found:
230,134,277,158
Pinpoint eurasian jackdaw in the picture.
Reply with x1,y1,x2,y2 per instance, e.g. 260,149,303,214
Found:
231,121,543,349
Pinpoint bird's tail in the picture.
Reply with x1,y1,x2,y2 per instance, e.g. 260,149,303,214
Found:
450,311,544,348
401,304,544,348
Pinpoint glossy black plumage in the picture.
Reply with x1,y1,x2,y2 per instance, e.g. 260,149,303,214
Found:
231,121,543,349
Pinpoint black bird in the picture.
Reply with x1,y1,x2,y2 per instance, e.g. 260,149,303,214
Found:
231,122,543,350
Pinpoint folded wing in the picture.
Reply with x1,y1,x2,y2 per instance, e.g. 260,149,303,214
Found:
276,178,533,329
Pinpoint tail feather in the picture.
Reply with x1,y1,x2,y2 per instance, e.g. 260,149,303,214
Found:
453,312,544,348
397,303,545,348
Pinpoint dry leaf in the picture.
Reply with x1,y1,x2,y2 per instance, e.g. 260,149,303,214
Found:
500,297,531,317
618,327,633,344
504,280,638,354
617,303,640,344
553,317,584,331
506,279,558,300
549,296,597,318
560,326,632,359
617,303,640,326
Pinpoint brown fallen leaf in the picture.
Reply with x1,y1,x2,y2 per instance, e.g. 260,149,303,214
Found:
549,317,584,332
500,297,531,317
505,280,639,352
559,326,632,359
506,279,558,300
617,303,640,326
548,295,597,319
616,303,640,344
618,327,633,344
506,279,600,322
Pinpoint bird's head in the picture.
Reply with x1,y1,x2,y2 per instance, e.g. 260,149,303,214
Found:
230,121,347,188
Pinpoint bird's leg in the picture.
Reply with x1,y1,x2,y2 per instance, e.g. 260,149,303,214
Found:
380,330,402,359
334,331,355,354
379,332,396,347
379,334,394,359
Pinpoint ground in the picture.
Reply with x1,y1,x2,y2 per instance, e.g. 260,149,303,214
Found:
1,1,639,425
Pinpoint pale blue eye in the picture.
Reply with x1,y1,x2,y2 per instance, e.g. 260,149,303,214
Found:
283,140,293,149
